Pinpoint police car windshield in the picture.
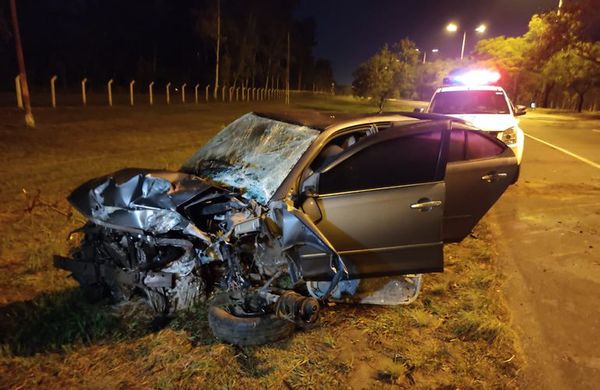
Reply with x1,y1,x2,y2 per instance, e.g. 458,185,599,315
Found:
430,90,510,115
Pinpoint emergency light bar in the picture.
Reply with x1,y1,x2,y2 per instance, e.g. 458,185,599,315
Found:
443,70,501,86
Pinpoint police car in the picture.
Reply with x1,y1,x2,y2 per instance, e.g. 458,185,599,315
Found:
425,70,525,164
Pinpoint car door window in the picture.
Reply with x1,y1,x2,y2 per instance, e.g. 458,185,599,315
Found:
319,130,443,194
448,130,505,162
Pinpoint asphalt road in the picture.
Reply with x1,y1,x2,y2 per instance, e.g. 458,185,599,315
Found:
487,111,600,389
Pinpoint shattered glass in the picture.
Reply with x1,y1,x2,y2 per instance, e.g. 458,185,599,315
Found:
182,113,320,204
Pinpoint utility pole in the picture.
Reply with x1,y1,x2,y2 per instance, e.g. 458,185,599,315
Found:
286,32,290,105
213,0,221,100
9,0,35,128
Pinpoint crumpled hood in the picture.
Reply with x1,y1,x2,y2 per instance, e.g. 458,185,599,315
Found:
69,168,219,235
446,114,517,132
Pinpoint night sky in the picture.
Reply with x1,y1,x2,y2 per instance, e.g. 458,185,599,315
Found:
295,0,559,84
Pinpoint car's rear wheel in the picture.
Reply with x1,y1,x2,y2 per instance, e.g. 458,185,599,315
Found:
207,294,295,346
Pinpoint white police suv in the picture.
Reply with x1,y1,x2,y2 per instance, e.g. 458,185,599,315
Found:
425,70,525,164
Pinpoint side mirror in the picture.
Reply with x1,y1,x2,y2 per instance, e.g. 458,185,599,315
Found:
514,105,527,116
413,107,425,113
300,172,319,197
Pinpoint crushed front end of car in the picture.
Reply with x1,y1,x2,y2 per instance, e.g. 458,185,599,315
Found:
55,114,329,344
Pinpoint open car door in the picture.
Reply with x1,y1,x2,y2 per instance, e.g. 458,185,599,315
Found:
289,123,449,281
443,124,519,242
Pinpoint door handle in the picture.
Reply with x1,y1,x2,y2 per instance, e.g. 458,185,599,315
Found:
410,199,442,211
481,172,508,183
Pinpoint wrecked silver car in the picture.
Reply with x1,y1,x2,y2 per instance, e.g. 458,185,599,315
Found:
55,111,518,345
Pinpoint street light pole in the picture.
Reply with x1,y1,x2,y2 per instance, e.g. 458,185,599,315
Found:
447,22,486,61
460,31,466,61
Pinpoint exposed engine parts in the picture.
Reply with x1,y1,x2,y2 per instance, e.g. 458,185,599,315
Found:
274,291,320,326
55,170,328,324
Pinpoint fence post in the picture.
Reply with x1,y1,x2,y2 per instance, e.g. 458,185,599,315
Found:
242,87,245,101
252,88,256,101
181,83,187,104
229,86,234,102
205,85,210,102
14,75,23,109
81,78,87,106
149,82,154,105
195,84,200,104
221,86,226,102
107,79,113,107
129,80,135,106
166,82,171,104
50,75,58,108
236,87,240,101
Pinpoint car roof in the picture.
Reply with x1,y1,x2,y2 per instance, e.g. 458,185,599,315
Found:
255,110,467,131
435,85,506,93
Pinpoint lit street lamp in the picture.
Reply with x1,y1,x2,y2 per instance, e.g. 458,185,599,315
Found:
446,22,486,60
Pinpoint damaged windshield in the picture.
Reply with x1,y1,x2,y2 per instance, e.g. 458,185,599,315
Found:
181,113,319,204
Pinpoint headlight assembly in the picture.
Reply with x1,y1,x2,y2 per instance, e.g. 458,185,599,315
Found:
501,127,518,145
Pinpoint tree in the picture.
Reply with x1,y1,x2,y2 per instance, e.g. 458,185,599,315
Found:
474,36,529,101
0,0,324,95
393,39,419,98
352,45,400,111
0,7,9,40
191,0,318,96
313,59,334,92
414,59,460,100
543,45,600,112
291,17,317,90
196,0,222,99
352,39,418,111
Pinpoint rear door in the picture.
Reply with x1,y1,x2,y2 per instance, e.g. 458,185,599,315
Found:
443,124,518,242
297,124,448,280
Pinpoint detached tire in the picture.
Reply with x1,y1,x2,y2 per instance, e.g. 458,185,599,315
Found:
208,296,294,346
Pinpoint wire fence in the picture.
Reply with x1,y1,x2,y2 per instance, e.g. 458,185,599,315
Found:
3,75,327,108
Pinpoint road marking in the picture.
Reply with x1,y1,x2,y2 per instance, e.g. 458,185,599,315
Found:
524,133,600,169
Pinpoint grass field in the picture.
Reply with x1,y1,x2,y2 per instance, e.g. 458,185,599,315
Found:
0,95,519,388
